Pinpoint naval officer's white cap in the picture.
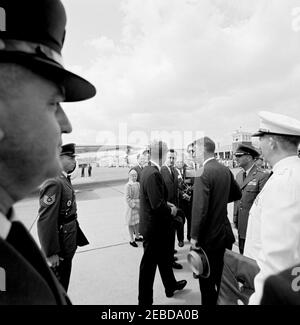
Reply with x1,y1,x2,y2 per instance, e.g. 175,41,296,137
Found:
252,111,300,137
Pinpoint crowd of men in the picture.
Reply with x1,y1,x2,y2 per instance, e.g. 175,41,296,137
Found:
1,0,300,306
135,117,300,305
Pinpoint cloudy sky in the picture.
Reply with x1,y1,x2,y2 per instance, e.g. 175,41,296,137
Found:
61,0,300,149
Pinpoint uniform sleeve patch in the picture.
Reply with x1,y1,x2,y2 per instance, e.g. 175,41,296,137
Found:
42,194,56,206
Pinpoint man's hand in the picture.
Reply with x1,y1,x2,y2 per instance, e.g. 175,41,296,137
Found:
47,254,63,268
183,193,191,201
170,206,178,216
190,238,198,249
167,201,175,208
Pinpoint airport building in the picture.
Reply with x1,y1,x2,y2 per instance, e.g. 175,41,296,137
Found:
215,130,256,160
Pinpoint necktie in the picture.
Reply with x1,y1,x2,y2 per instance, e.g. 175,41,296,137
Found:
6,207,13,220
67,175,71,183
242,171,246,182
171,167,175,181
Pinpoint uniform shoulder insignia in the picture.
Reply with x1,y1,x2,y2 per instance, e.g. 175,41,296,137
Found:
42,194,56,206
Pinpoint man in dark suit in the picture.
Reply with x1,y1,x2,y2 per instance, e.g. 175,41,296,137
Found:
191,137,242,305
260,263,300,305
138,140,187,305
131,152,146,182
0,0,96,305
176,160,193,242
233,144,269,254
38,144,89,291
161,149,184,269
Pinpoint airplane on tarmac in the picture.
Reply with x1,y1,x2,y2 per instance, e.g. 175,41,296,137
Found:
74,144,146,168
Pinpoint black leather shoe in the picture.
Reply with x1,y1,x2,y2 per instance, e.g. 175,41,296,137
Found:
135,237,143,242
172,262,183,269
173,256,178,261
165,280,187,297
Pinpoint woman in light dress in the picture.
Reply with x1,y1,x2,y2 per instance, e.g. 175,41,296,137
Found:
125,169,142,247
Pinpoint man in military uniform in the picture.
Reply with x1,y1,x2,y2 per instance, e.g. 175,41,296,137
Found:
0,0,95,305
38,143,89,291
233,144,269,254
244,111,300,305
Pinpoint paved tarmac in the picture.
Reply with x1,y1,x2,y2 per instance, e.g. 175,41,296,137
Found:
15,167,238,305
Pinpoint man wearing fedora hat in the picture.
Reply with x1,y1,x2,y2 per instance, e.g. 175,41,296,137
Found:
0,0,95,304
38,143,89,292
244,111,300,304
233,144,269,254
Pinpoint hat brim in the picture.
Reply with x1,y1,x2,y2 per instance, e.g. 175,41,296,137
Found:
0,52,96,102
187,247,210,278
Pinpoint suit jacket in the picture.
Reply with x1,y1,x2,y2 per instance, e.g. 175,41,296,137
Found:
0,221,70,305
191,159,242,251
139,165,173,239
160,165,179,205
260,263,300,305
233,165,269,239
131,164,143,182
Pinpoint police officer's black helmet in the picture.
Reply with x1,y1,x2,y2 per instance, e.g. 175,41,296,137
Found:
0,0,96,102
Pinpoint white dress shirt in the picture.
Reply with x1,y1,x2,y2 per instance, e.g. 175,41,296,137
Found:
203,157,215,167
150,160,160,171
244,164,255,177
0,212,12,239
244,156,300,304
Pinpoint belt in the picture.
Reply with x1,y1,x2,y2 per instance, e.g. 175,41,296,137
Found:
59,216,77,227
